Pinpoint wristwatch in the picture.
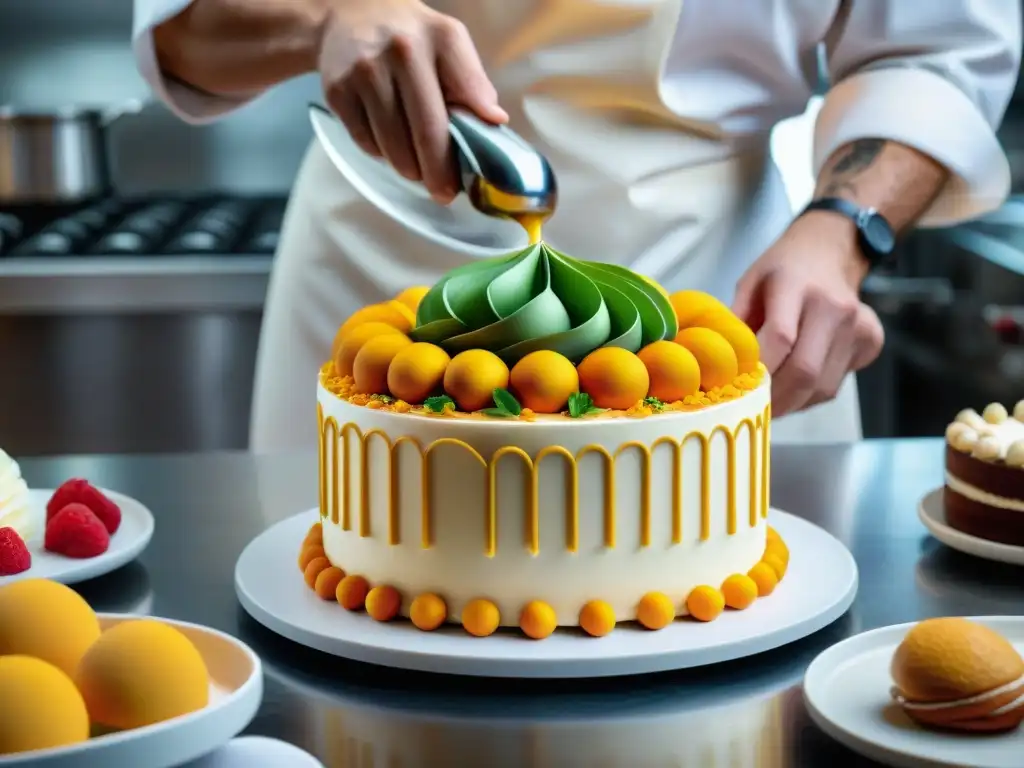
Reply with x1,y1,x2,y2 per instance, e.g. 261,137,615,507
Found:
801,197,896,268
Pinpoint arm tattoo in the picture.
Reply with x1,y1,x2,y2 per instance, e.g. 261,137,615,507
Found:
819,138,886,198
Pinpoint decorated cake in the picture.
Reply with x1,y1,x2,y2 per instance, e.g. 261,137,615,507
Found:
944,401,1024,546
302,242,788,638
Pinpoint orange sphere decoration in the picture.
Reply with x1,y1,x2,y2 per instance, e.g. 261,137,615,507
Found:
669,290,729,330
519,601,557,640
394,286,430,314
334,321,404,377
410,593,447,631
314,566,346,600
386,342,451,404
578,600,616,637
298,545,325,571
303,523,323,547
637,340,701,402
576,347,650,410
720,574,757,610
302,557,330,588
748,563,779,597
338,301,414,338
352,334,413,395
509,350,579,413
689,308,761,374
462,599,500,637
365,585,402,622
686,586,725,622
673,327,738,390
444,349,510,411
636,592,675,630
336,575,371,610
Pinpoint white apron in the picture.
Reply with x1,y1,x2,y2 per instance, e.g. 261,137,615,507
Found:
249,0,861,454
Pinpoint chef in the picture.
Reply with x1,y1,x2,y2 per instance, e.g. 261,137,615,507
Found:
133,0,1019,453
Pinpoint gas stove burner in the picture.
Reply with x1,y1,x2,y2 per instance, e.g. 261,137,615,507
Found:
0,195,286,258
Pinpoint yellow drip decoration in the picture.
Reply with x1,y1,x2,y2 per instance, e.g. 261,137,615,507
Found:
515,213,545,245
317,404,772,553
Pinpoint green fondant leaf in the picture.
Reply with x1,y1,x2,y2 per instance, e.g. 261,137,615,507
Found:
409,243,678,363
492,388,522,416
480,407,517,418
423,395,455,413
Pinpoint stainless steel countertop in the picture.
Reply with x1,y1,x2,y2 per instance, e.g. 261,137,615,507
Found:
0,256,272,313
20,440,1024,767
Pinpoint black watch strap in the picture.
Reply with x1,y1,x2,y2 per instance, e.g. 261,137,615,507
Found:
801,197,896,267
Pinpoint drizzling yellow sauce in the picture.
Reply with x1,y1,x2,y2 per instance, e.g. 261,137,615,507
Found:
515,214,545,245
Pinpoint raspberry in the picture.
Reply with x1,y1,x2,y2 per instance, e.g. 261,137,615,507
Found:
47,478,121,535
0,527,31,575
45,504,110,559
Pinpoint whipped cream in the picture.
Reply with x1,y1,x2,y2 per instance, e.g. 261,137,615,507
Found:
891,674,1024,718
0,449,35,542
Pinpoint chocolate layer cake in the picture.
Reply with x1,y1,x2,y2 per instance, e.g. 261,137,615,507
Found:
944,402,1024,546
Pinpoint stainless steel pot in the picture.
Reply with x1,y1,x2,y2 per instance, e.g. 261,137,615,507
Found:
0,101,143,204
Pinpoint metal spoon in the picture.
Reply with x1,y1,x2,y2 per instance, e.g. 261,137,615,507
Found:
309,103,557,222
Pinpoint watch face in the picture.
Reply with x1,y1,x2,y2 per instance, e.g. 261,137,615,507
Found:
860,211,896,255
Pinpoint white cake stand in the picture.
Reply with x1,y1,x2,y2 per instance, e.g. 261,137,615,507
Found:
234,508,857,678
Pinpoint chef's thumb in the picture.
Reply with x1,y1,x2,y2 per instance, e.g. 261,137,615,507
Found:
435,30,509,124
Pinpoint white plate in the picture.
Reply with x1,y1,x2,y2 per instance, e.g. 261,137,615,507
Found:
803,616,1024,768
918,488,1024,567
235,508,858,678
0,489,155,586
0,614,263,768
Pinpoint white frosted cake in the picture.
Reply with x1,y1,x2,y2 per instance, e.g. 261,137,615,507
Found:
300,244,789,639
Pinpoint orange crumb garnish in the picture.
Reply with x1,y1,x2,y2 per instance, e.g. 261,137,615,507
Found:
519,601,557,640
365,585,402,622
636,592,674,630
686,585,725,622
410,593,447,631
313,566,345,600
336,575,371,611
578,600,615,637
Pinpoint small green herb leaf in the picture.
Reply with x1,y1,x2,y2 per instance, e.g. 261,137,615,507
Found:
481,407,517,418
371,394,395,404
643,396,665,412
423,395,455,413
492,388,522,416
567,391,606,418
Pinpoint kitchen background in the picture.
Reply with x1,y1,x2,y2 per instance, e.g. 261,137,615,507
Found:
2,0,1023,456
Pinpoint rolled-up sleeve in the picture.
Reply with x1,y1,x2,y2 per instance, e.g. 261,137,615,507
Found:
133,0,258,124
815,1,1021,226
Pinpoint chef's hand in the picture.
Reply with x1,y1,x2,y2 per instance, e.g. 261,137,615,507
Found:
731,212,885,417
317,0,507,203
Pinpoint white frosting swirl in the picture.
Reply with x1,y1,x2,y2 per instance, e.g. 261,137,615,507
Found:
0,449,34,542
972,435,1003,461
1006,440,1024,469
956,409,988,431
948,425,979,452
984,402,1009,424
891,674,1024,716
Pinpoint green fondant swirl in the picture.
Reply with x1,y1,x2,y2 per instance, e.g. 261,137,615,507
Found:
411,244,678,365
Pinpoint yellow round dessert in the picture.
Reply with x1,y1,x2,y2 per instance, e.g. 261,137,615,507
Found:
75,620,210,730
0,655,90,755
0,578,101,678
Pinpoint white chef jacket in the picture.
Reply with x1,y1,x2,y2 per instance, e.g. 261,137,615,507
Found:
133,0,1019,454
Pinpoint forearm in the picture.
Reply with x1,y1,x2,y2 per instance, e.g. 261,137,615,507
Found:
815,139,949,233
153,0,330,96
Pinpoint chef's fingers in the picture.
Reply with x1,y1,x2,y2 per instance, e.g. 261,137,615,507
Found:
431,15,508,124
773,293,857,416
850,304,885,371
803,316,857,410
731,271,765,333
754,271,803,374
390,35,460,203
329,88,382,159
352,57,421,182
